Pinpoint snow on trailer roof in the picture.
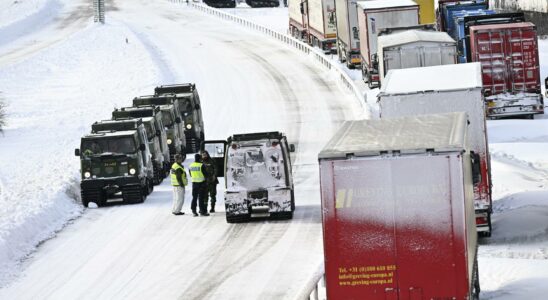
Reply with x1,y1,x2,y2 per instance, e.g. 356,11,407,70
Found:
380,62,482,95
318,112,468,159
378,30,455,48
357,0,417,10
83,130,138,138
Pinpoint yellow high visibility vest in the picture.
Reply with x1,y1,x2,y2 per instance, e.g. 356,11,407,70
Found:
189,162,205,183
171,163,188,186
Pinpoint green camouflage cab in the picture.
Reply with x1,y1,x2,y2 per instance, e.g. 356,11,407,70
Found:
112,106,171,170
154,83,205,153
92,118,165,185
75,130,154,207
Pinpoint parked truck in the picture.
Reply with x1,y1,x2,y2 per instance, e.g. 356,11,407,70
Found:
465,17,544,118
91,118,166,185
334,0,360,68
202,132,296,223
413,0,435,24
357,0,419,88
451,9,495,63
318,112,480,300
378,62,493,236
289,0,337,54
376,25,456,86
153,84,205,153
75,129,154,207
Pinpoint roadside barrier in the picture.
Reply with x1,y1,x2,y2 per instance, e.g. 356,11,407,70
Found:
168,0,368,113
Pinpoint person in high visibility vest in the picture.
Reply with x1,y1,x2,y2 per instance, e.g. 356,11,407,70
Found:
171,154,188,215
189,153,209,217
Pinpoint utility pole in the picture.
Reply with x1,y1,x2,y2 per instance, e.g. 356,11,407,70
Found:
93,0,105,24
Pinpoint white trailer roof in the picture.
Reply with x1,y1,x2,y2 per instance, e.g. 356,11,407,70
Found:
357,0,417,10
378,30,456,49
319,112,468,159
380,62,482,94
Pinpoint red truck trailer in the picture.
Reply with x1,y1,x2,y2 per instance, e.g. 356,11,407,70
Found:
318,112,480,300
468,22,544,118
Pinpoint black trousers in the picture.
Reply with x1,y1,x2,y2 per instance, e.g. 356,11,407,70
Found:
191,182,207,213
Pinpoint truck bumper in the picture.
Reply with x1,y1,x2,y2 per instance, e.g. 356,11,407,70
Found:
225,187,293,217
486,93,544,118
81,176,142,194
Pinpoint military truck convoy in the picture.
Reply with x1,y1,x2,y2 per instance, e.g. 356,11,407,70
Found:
75,83,204,207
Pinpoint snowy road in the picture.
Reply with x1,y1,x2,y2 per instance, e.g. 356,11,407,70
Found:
0,1,363,299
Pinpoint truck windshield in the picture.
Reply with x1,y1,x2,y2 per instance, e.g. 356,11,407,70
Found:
161,110,173,127
143,122,154,140
82,137,136,155
226,141,286,190
179,99,193,113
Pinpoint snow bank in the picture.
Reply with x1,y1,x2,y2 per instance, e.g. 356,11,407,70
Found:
0,20,163,286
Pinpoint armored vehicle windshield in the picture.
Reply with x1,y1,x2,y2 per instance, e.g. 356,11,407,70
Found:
81,136,136,155
227,140,286,190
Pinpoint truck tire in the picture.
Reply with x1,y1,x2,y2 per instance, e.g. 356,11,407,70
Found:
123,185,144,204
271,211,293,220
226,214,250,223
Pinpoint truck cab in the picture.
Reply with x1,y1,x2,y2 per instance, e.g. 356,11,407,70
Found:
202,131,296,223
75,130,154,207
92,118,166,185
112,106,175,165
154,84,206,153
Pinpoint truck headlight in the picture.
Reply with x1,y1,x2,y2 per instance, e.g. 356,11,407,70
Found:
129,168,136,175
84,172,91,178
167,139,172,145
186,124,192,130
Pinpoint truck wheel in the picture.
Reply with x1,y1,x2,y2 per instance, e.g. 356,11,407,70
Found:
271,211,293,220
123,186,144,204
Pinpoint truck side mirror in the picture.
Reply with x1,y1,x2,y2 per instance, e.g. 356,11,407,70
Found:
75,149,80,156
140,144,146,151
470,151,481,185
289,144,296,152
175,117,182,124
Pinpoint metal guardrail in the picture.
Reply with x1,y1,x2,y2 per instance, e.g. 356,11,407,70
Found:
168,0,368,114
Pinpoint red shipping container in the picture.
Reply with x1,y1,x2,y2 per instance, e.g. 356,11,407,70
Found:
468,22,544,118
318,113,479,300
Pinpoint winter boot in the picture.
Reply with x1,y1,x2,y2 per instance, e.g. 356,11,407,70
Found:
192,210,198,217
210,203,215,213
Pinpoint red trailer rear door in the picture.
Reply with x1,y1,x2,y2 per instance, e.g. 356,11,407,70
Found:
470,22,540,95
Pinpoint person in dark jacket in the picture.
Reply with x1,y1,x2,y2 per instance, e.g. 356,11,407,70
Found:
201,150,219,213
189,153,209,216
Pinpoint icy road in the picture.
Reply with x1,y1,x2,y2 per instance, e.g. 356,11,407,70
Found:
0,0,364,299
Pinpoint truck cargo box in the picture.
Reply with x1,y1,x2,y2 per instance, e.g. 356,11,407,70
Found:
413,0,435,24
357,0,419,88
469,22,544,118
437,0,487,32
451,9,495,63
335,0,360,68
289,0,337,53
319,112,479,300
288,0,308,39
378,63,493,236
377,28,456,85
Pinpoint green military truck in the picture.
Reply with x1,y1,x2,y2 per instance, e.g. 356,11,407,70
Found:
154,83,205,153
75,129,154,207
91,118,166,185
112,106,171,168
131,96,187,161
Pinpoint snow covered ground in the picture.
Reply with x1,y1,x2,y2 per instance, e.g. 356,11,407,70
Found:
0,1,547,299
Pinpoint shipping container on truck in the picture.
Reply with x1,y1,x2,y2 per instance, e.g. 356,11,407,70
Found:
413,0,435,24
377,26,456,85
437,0,488,33
468,21,544,118
451,9,495,63
378,63,493,236
318,112,480,300
356,0,419,88
334,0,360,68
